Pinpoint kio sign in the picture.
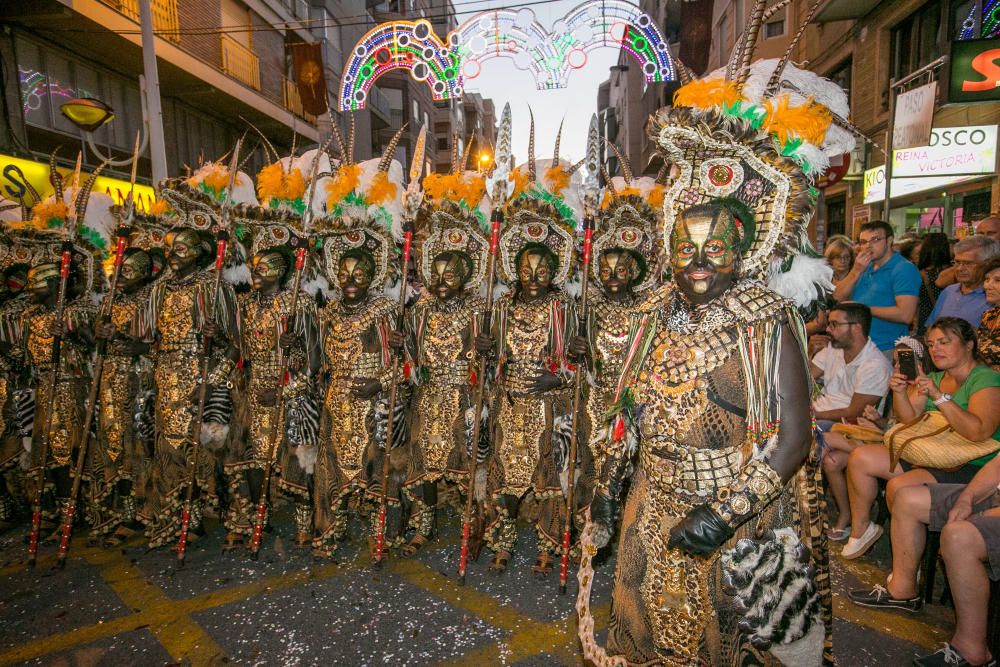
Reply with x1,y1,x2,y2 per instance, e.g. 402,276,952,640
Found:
863,125,998,204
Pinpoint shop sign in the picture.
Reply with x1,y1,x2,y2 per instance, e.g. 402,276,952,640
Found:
852,204,871,228
815,153,851,189
893,125,997,177
949,38,1000,104
892,81,936,149
863,125,999,204
0,153,156,213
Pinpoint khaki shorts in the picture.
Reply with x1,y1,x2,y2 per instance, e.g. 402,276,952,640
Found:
928,484,1000,581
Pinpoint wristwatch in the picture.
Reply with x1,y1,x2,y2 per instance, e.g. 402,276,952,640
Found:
933,393,952,406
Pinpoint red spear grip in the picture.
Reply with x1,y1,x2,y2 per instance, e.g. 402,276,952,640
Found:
215,239,227,270
559,528,571,584
250,501,266,551
374,507,386,557
59,250,72,278
295,247,306,270
28,510,40,559
113,237,128,266
402,231,413,263
57,502,76,557
458,521,471,574
489,222,500,253
583,228,593,265
177,509,190,559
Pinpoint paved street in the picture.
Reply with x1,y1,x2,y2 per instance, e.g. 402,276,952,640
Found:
0,499,955,666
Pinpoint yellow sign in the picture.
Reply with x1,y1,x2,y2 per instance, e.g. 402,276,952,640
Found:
0,153,157,213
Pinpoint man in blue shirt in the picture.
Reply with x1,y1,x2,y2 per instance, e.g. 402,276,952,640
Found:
834,221,920,356
927,235,1000,329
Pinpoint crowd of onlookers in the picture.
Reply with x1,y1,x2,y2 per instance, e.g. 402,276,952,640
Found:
808,215,1000,667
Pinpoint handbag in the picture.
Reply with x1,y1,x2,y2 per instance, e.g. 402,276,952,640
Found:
884,410,1000,471
830,422,884,444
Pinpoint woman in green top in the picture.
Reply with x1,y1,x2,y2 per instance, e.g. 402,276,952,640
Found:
842,317,1000,559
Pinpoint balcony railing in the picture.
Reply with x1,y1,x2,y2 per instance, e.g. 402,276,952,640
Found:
221,35,260,90
98,0,180,42
282,77,317,124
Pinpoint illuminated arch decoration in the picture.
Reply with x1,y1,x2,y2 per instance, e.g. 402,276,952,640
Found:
340,20,462,111
339,0,675,111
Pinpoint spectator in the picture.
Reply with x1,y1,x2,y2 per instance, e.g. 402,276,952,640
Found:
834,221,921,359
976,215,1000,242
812,302,892,427
917,232,952,335
927,236,1000,329
979,258,1000,372
842,318,1000,559
825,234,855,287
934,216,1000,290
899,236,923,266
821,336,925,541
849,453,1000,667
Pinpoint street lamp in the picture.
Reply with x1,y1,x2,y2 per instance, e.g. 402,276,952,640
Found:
60,94,149,168
478,151,492,174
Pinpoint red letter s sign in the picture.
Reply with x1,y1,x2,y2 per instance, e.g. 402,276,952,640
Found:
962,48,1000,92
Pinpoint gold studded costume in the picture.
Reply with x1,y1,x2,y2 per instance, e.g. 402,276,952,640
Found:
140,266,238,547
0,233,29,522
577,45,854,667
225,287,319,537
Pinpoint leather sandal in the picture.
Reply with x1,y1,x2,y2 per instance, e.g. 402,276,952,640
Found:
532,550,555,577
489,550,511,575
222,532,245,552
402,533,430,557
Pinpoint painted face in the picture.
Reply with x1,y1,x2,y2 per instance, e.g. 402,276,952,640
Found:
517,249,553,300
598,250,636,297
337,254,373,303
166,230,202,273
429,253,467,302
117,251,152,292
983,267,1000,306
27,263,59,302
250,251,288,292
672,206,740,304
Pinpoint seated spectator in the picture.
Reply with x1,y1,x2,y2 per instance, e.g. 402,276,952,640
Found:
812,302,892,428
835,220,920,360
918,232,952,335
927,236,1000,329
935,217,1000,290
979,258,1000,372
842,318,1000,559
849,453,1000,667
821,336,925,541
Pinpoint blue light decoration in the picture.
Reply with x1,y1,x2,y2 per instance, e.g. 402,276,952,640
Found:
339,0,675,111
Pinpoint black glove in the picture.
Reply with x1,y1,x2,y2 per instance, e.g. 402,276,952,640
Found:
667,503,735,557
590,491,617,549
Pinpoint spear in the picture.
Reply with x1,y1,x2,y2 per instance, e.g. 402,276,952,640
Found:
457,104,511,585
176,139,242,567
26,154,83,569
55,133,142,568
558,114,601,594
247,144,329,560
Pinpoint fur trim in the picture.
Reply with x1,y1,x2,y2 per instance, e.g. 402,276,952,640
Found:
223,263,251,287
201,423,230,450
294,443,317,476
767,254,833,311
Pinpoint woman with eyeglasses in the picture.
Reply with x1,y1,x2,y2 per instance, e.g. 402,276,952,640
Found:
841,317,1000,559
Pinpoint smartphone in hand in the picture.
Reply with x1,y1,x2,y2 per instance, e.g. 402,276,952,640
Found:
898,348,917,381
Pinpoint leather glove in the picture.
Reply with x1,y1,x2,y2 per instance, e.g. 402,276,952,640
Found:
590,491,617,549
667,503,735,557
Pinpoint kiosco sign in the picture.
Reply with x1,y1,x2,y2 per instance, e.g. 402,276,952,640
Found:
0,153,156,213
863,125,998,204
949,38,1000,104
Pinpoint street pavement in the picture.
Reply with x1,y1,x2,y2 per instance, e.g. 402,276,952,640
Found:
0,498,955,666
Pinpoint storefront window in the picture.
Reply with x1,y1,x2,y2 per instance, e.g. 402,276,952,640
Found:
891,1,944,81
886,187,992,238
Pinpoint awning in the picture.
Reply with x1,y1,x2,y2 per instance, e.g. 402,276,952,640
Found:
815,0,881,22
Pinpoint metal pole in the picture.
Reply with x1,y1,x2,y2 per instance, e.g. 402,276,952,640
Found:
138,0,168,182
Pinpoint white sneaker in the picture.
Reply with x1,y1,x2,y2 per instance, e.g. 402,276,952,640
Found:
842,521,883,559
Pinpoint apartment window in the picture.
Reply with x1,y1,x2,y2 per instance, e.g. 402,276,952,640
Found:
437,137,448,151
891,1,944,81
717,12,730,68
764,20,785,38
827,58,852,109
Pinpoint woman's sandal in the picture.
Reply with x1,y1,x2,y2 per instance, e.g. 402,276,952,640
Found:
402,533,430,557
103,525,137,548
294,532,312,549
531,551,555,578
489,550,511,575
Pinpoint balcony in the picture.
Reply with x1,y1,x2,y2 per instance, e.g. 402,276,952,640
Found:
282,77,317,124
98,0,179,42
221,35,260,91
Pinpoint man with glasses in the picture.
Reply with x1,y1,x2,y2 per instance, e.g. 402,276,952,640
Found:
927,236,1000,329
834,221,921,360
811,302,893,429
